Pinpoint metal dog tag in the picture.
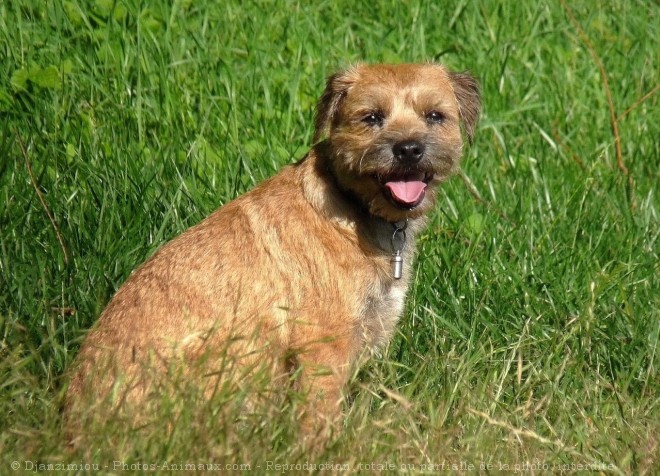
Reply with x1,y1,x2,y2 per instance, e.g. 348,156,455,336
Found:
391,250,403,279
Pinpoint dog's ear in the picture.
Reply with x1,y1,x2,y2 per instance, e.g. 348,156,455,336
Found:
449,71,481,145
314,67,360,143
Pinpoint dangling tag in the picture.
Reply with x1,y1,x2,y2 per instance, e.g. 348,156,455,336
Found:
390,219,407,280
391,250,403,279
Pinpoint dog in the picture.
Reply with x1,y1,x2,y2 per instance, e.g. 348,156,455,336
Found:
65,63,480,438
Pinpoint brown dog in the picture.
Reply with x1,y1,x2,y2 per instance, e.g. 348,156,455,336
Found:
66,63,480,435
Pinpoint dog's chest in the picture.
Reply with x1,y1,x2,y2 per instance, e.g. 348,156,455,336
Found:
359,272,409,348
353,220,419,348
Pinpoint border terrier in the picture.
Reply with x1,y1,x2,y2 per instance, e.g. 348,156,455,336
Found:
66,63,480,435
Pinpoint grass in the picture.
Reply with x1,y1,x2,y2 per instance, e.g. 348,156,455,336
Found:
1,0,658,473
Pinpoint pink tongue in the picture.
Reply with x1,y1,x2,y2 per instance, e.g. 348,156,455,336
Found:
385,180,427,206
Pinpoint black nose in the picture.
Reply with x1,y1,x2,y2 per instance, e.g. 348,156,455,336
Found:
392,140,425,163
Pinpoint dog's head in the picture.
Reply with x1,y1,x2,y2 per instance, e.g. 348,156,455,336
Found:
315,63,480,222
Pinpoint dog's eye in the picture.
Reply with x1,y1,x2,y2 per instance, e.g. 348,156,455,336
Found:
362,112,384,127
425,111,445,124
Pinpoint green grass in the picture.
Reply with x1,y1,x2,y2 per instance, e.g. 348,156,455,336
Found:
1,0,658,473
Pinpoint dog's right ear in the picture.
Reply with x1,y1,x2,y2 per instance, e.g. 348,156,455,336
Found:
314,67,360,143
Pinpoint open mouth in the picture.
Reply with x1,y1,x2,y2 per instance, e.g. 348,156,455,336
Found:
377,171,434,209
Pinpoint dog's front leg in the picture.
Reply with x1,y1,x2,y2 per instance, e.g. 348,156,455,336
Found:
292,335,353,443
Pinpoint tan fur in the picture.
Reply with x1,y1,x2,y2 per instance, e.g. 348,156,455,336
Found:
65,63,480,436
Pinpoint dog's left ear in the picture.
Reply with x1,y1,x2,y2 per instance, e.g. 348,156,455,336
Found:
314,67,361,143
449,71,481,145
